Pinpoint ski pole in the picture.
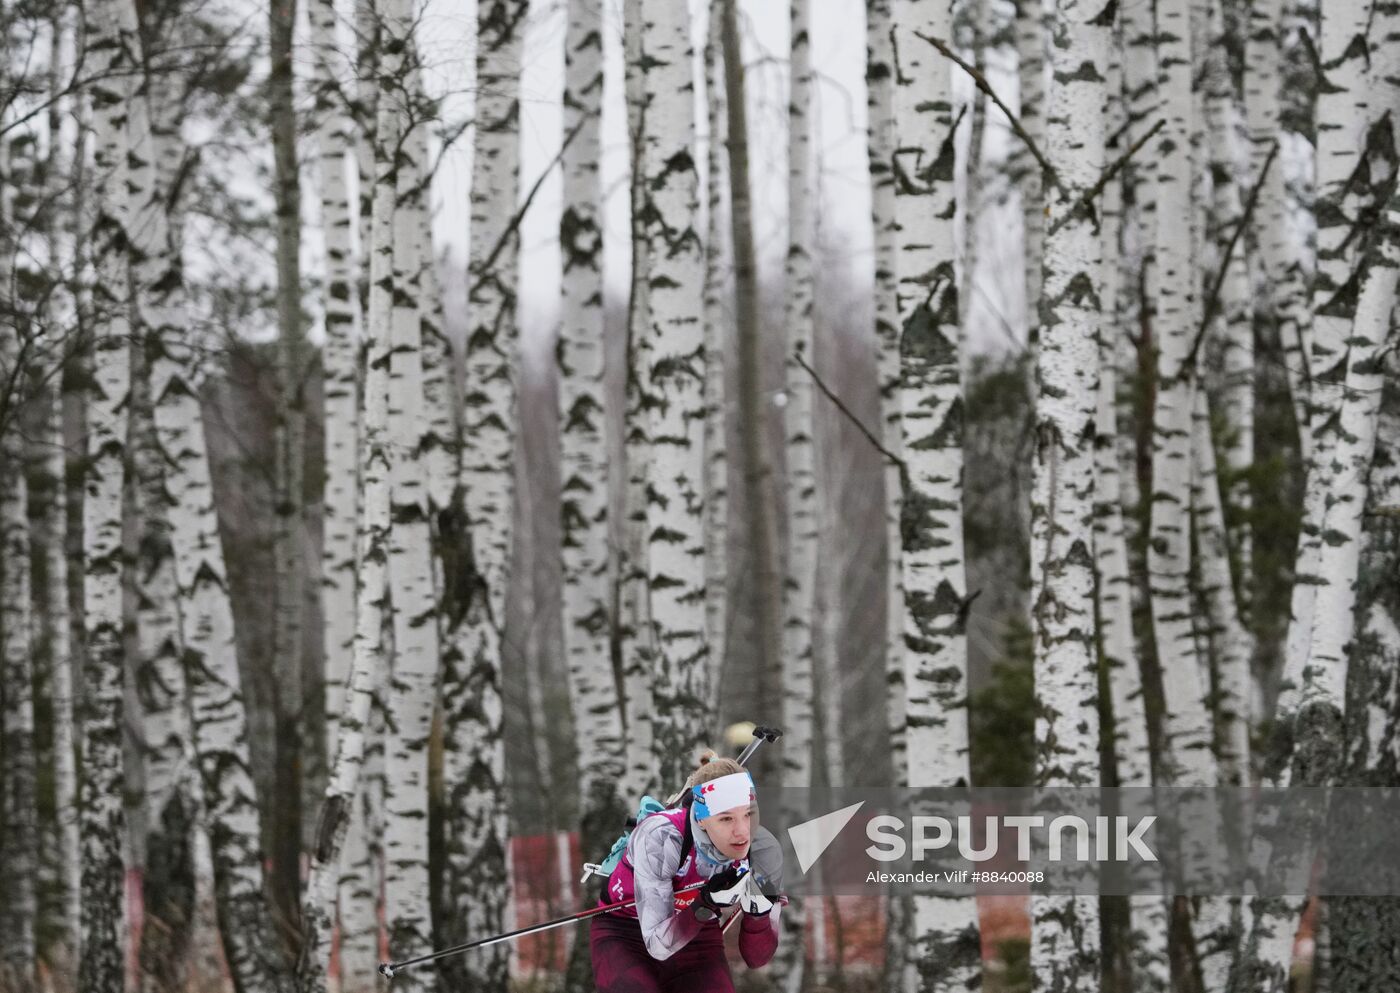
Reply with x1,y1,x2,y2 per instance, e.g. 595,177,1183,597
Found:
735,725,783,766
378,882,711,978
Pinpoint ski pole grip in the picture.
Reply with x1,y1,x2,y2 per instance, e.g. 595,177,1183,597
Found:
379,963,396,978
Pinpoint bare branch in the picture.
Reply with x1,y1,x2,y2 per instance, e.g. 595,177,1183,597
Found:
468,112,587,296
793,352,904,470
1046,119,1166,237
915,31,1059,194
1178,140,1280,378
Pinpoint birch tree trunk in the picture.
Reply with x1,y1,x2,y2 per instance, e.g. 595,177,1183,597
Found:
1202,0,1254,587
559,0,627,871
0,326,39,992
721,0,783,789
866,0,906,792
382,54,440,993
701,1,729,718
127,341,196,993
894,4,979,988
1191,390,1254,787
1329,369,1400,991
441,2,526,986
778,2,816,986
1281,0,1373,716
617,0,657,800
312,0,359,817
80,5,135,986
1245,0,1310,461
1029,1,1108,987
297,19,401,983
1096,46,1170,987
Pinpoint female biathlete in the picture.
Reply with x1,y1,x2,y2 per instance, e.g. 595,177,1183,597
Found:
590,755,784,993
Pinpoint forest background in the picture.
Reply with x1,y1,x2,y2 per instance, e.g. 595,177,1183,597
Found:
2,0,1395,990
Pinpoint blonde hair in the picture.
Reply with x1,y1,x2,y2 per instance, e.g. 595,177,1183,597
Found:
667,750,748,807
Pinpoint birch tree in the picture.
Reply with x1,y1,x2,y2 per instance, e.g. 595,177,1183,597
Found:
1029,0,1108,986
79,4,135,987
617,0,658,800
1244,0,1310,460
1096,35,1169,988
312,0,359,805
296,4,403,978
778,1,817,985
441,1,526,986
641,0,709,788
866,0,905,791
0,328,39,992
382,54,440,993
128,7,294,981
701,0,729,718
894,1,979,985
1281,0,1373,713
559,0,627,859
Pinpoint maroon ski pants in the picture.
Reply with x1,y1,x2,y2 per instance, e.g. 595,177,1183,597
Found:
589,914,735,993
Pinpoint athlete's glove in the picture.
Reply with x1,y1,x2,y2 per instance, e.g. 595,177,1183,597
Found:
694,864,749,922
735,874,773,917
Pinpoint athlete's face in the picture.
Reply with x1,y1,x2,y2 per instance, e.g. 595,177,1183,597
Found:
701,804,754,860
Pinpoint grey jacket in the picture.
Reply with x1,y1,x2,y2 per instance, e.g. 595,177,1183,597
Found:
628,813,785,961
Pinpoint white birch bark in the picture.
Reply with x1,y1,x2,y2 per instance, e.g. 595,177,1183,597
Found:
128,346,196,993
783,0,818,743
560,0,627,866
441,1,525,985
118,0,290,981
1299,157,1400,745
80,4,134,985
381,49,439,992
0,326,39,991
1281,0,1373,715
1095,45,1170,989
297,28,400,984
1245,0,1310,458
1202,0,1254,586
779,7,817,988
701,1,729,718
640,0,709,789
1149,0,1214,788
1030,1,1107,987
617,0,658,800
893,2,979,986
866,0,906,787
313,0,359,782
1191,391,1254,786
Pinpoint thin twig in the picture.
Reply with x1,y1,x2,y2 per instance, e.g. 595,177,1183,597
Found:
915,31,1059,194
1046,119,1166,237
793,352,904,470
1178,140,1280,378
469,113,588,296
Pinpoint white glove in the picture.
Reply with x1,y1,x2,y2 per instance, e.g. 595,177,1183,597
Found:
735,875,773,916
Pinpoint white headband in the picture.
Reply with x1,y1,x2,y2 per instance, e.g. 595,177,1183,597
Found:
691,771,756,818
